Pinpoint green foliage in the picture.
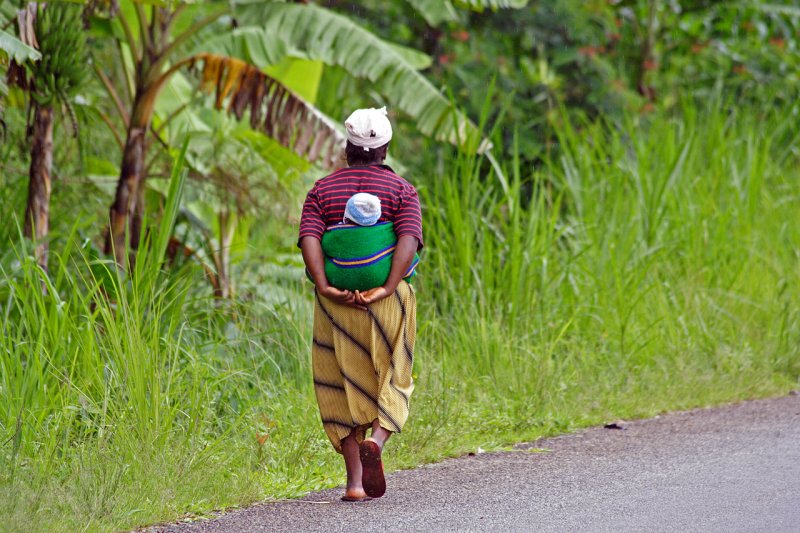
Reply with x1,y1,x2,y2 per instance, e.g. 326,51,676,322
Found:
230,2,479,146
404,0,459,26
403,0,529,26
363,0,800,161
1,2,800,530
0,31,41,64
1,99,798,531
165,110,310,285
262,57,325,102
608,1,800,103
198,26,288,70
454,0,530,9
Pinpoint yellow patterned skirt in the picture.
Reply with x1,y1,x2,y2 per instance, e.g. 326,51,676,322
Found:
312,280,416,453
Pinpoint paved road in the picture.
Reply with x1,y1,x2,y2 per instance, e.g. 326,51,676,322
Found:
154,394,800,532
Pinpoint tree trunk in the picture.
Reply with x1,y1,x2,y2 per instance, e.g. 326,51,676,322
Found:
636,0,660,101
25,103,54,270
105,87,156,266
128,176,146,268
213,209,236,299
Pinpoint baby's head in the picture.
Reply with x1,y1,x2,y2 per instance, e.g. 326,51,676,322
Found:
344,193,381,226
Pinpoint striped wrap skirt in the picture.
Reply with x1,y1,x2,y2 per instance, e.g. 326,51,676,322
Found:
312,280,416,453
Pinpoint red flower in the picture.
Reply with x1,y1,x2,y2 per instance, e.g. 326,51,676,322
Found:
691,42,706,54
452,30,470,42
769,37,786,50
643,58,658,71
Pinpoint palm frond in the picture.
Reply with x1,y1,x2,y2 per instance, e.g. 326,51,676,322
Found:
228,3,479,147
188,53,347,170
403,0,459,26
0,30,41,64
404,0,528,24
454,0,530,9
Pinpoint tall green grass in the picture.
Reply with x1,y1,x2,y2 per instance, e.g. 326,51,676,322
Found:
420,98,798,427
399,93,798,452
1,100,798,531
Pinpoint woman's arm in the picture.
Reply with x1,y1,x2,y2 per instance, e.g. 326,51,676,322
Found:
300,236,365,309
355,234,419,305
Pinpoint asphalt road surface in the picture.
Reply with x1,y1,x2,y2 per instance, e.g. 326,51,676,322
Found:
153,394,800,533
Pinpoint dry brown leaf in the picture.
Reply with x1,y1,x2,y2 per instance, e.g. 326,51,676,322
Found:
192,53,346,169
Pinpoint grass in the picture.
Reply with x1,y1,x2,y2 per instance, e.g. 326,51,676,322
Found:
1,99,798,531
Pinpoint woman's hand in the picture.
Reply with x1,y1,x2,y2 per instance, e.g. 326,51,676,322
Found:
354,286,392,305
319,285,366,310
354,235,419,306
301,236,366,310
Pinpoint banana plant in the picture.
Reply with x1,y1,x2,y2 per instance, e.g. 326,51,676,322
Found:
0,2,41,73
0,30,41,65
95,0,526,268
404,0,528,26
0,26,41,134
93,0,349,267
157,106,310,299
6,2,89,270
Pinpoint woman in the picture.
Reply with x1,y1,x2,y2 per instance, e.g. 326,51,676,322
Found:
298,107,422,501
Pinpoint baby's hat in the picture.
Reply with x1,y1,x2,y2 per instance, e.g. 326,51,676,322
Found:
344,193,382,226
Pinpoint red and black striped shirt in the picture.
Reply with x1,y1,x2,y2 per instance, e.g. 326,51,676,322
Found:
298,165,423,249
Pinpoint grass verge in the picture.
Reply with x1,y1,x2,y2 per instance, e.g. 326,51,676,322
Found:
1,100,798,531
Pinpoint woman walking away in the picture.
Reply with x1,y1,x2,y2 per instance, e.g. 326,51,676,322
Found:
299,107,422,501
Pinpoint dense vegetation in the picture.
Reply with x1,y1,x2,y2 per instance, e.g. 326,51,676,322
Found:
1,1,799,531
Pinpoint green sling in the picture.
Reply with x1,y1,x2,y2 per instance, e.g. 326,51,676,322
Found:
311,221,419,292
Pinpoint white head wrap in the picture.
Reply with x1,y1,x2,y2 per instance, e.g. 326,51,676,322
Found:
343,193,382,226
344,107,393,151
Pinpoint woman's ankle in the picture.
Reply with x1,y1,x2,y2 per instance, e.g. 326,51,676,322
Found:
369,425,392,448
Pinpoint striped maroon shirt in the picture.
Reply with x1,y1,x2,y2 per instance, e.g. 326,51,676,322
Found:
298,165,423,249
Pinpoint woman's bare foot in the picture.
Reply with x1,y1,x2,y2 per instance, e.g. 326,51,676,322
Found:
340,429,371,501
341,487,370,502
359,437,386,498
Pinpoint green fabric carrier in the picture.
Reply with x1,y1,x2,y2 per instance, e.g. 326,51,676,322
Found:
318,221,419,291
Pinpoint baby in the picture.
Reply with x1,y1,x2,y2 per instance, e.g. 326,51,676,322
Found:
318,193,419,291
343,192,382,227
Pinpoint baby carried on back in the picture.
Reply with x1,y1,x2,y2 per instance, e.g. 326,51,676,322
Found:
315,193,420,291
